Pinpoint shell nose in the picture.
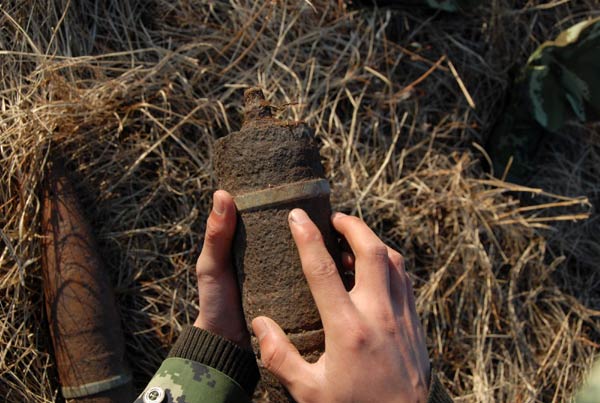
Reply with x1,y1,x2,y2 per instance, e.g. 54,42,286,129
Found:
243,87,272,124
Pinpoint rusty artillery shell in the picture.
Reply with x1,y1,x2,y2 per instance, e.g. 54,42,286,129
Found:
214,88,342,402
41,160,133,403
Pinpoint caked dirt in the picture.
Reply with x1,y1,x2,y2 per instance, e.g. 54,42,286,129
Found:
214,89,343,402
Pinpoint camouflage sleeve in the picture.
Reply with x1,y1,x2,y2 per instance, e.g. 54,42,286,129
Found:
576,361,600,403
134,326,259,403
134,357,251,403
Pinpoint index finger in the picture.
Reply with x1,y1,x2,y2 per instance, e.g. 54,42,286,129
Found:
288,209,354,327
330,212,390,298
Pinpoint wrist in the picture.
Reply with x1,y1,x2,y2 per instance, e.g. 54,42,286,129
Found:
193,316,251,349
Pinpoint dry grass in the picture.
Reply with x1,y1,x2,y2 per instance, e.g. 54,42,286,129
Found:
0,1,599,402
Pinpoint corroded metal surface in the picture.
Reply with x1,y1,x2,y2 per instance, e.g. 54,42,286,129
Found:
233,178,330,212
214,88,343,402
41,160,133,403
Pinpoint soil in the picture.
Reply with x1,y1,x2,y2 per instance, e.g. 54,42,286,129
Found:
215,121,325,195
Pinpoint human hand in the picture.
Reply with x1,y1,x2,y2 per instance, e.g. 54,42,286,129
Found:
193,190,250,349
251,210,430,403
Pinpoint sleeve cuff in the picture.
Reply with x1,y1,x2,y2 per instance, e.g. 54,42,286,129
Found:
168,325,260,396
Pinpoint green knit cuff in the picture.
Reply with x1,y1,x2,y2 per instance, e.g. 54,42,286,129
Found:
428,372,453,403
168,325,259,396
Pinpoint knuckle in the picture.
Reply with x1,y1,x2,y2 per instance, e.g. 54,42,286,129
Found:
365,243,388,260
308,257,337,280
261,341,286,375
345,323,371,351
195,266,219,286
195,256,221,283
203,215,234,246
203,220,221,245
195,256,207,276
299,225,323,244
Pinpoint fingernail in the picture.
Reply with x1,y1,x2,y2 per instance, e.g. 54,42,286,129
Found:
289,209,309,224
332,212,346,220
213,192,225,215
253,318,269,341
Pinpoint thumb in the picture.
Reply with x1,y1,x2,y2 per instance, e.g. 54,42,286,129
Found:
252,317,312,388
196,190,236,279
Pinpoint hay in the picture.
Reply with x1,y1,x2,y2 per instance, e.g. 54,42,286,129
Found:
0,1,598,401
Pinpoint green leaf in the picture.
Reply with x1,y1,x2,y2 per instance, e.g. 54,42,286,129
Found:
524,17,600,130
554,17,600,46
528,66,566,132
559,64,589,121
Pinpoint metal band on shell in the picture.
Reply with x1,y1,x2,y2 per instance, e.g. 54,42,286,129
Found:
234,178,330,212
61,373,132,398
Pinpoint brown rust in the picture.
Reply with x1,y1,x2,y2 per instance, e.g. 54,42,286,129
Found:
41,159,133,403
214,88,343,402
